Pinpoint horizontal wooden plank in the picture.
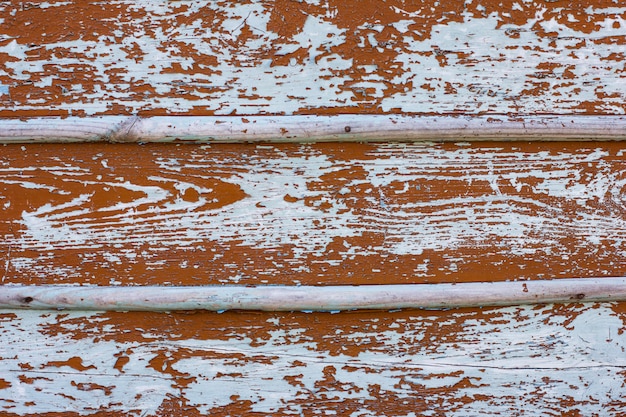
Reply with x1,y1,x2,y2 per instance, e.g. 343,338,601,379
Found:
2,115,626,143
0,0,625,117
2,141,626,415
2,141,626,287
2,304,626,415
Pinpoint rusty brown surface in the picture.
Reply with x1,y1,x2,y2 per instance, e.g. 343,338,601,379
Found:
1,1,626,414
1,142,625,414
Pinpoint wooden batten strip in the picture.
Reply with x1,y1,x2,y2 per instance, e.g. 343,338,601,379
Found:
1,115,626,143
1,278,624,311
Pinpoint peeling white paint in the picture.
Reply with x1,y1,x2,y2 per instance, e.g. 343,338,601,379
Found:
1,304,626,414
0,1,624,115
2,143,625,282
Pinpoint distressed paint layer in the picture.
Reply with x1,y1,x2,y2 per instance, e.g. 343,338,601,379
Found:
2,304,626,415
1,142,626,287
1,141,626,415
0,0,625,117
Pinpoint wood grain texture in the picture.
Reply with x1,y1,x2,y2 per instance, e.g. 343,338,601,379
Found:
0,0,625,117
2,142,626,287
2,0,625,414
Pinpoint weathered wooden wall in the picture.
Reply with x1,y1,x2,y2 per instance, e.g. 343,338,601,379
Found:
2,0,626,415
2,142,626,415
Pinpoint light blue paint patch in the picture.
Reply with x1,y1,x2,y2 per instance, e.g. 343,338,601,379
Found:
0,84,9,95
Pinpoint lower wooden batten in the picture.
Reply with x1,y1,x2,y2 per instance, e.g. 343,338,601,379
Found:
1,278,626,311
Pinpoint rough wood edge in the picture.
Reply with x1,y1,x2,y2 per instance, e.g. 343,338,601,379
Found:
1,278,624,311
1,115,626,143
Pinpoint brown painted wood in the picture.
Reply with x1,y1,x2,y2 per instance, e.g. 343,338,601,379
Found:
1,0,626,414
0,0,624,117
3,304,626,415
2,142,625,287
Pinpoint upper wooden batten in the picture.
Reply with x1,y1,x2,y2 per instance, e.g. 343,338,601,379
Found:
0,115,625,143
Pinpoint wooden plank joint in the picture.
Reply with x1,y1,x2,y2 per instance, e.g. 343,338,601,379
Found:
2,115,626,143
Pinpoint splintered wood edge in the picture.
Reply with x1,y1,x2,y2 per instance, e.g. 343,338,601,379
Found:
1,277,625,311
1,115,626,143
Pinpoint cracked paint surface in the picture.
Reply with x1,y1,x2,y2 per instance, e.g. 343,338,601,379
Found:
0,0,625,116
1,1,626,414
2,141,626,414
1,142,626,286
2,304,626,415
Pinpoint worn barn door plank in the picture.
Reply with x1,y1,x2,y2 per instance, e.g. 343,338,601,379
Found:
0,0,625,117
3,304,626,415
2,142,625,287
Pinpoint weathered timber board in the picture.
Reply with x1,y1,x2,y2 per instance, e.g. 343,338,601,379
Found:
5,115,626,143
2,304,626,415
1,142,625,286
0,0,625,117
